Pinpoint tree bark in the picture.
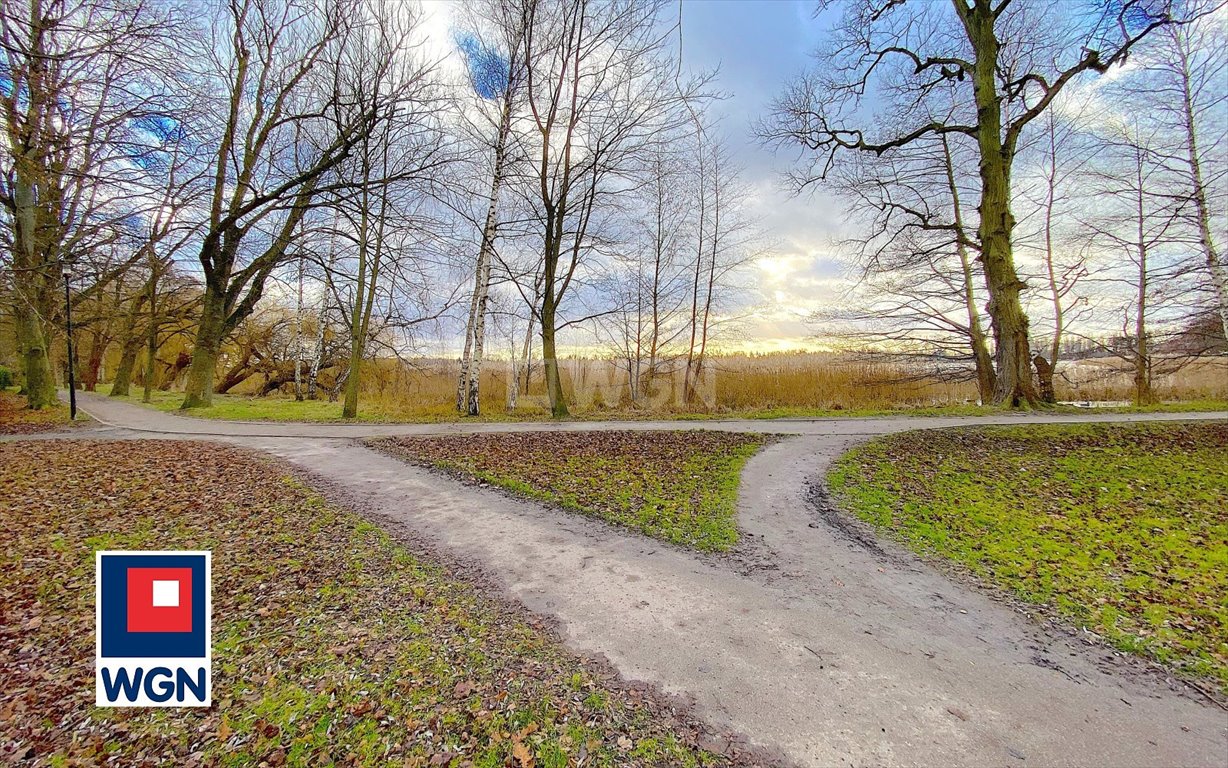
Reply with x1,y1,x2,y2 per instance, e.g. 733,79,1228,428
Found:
341,200,372,419
964,2,1038,407
1040,117,1066,392
1032,354,1055,404
110,342,139,397
142,264,161,403
942,135,996,403
16,306,56,408
459,92,514,416
341,139,390,419
109,290,149,397
1133,154,1153,406
10,152,58,409
1174,33,1228,341
82,328,106,392
540,287,567,417
181,287,228,408
294,259,305,401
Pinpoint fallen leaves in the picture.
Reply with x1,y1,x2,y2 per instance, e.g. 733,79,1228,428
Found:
0,439,753,767
0,390,72,434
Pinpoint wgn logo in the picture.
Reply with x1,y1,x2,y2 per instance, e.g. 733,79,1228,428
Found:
95,551,211,707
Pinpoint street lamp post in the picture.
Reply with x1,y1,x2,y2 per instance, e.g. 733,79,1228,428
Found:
63,270,77,420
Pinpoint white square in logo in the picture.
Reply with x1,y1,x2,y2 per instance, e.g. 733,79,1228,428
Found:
152,579,180,607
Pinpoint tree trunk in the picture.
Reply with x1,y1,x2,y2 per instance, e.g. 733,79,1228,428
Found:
540,293,568,417
1040,115,1069,395
509,306,535,411
308,256,332,402
1032,354,1056,404
458,101,510,416
341,344,363,418
684,149,707,406
160,352,191,390
181,288,227,408
465,258,491,416
82,329,105,392
689,150,721,407
214,346,258,394
16,308,56,409
109,291,148,397
1175,37,1228,341
944,133,996,403
294,258,305,401
110,344,138,397
1134,156,1153,406
967,6,1038,407
507,329,521,411
142,266,160,403
341,130,390,420
10,161,57,409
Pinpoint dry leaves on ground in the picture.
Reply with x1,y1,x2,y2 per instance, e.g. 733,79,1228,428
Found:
0,440,762,767
0,390,72,434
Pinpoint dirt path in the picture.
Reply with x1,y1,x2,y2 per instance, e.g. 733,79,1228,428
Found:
58,394,1228,766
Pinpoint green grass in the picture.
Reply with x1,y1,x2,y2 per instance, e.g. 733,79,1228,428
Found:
371,431,767,552
117,390,424,422
0,440,728,766
828,421,1228,692
117,390,1228,424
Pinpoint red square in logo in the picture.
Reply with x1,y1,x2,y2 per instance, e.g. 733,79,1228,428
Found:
126,567,193,633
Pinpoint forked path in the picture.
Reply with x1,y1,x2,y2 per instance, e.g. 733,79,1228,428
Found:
71,394,1228,766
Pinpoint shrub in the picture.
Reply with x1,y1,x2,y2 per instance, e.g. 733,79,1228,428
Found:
0,366,12,390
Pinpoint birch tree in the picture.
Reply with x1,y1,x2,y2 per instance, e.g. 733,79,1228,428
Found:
1120,9,1227,340
454,3,527,417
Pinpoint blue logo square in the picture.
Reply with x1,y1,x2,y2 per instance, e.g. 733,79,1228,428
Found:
99,553,208,658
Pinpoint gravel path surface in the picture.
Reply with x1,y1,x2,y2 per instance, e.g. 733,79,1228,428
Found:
53,393,1228,766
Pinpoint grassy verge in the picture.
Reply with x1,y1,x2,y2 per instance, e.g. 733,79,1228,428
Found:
828,422,1228,692
118,390,1228,424
117,390,427,422
0,389,74,434
0,440,736,767
371,432,767,552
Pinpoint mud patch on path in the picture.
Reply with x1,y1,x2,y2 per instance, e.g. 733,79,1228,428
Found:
804,479,892,559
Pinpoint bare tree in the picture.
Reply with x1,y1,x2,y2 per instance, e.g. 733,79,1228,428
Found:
109,129,203,398
683,132,758,405
1083,124,1186,404
761,0,1191,406
516,0,701,417
1118,9,1227,340
0,0,185,408
318,4,452,419
600,135,692,403
180,0,390,408
454,1,528,416
818,127,996,402
1016,111,1092,402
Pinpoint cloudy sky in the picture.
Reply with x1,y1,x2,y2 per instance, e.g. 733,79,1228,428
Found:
419,0,852,352
673,0,848,350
